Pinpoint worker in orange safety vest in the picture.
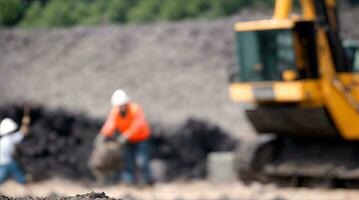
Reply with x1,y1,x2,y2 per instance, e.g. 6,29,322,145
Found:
97,89,153,185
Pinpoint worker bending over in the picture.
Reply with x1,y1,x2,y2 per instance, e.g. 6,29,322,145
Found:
98,89,153,185
0,116,30,185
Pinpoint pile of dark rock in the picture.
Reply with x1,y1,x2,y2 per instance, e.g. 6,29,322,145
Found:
0,103,102,180
0,103,237,181
151,119,237,180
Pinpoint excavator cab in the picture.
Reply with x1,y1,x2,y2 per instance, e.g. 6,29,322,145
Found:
235,28,296,82
229,18,338,137
233,21,320,83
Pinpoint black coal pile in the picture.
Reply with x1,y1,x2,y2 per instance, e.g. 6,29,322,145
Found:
151,118,238,180
0,103,102,180
0,103,238,181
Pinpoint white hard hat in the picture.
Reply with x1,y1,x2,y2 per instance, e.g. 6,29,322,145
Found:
111,89,130,106
0,118,18,136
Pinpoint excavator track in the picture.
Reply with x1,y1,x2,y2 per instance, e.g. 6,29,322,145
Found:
238,136,359,188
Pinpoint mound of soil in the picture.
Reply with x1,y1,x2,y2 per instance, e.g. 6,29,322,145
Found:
0,192,119,200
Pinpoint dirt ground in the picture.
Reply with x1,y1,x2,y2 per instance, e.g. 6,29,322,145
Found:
1,177,359,200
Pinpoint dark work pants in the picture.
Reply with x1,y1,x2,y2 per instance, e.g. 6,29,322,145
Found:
121,140,152,184
0,160,26,185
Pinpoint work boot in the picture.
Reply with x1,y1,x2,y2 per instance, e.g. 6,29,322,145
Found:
137,178,155,188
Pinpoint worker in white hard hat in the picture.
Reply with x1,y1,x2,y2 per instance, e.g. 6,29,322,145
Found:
96,89,153,185
0,115,30,185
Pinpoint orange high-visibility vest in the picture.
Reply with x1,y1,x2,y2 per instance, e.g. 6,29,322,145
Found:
100,102,151,143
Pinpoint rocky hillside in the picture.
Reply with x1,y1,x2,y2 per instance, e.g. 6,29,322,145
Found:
0,8,358,139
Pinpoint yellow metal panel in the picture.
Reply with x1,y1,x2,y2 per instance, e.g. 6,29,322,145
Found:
229,80,323,103
229,83,254,102
323,82,359,140
316,30,336,77
273,0,293,19
338,73,359,102
234,19,294,32
282,70,297,81
316,29,359,140
273,82,304,101
300,0,316,20
273,80,323,103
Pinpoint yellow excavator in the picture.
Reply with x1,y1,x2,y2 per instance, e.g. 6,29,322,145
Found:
229,0,359,186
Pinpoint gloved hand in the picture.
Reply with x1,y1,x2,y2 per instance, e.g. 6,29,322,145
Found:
94,134,106,147
117,135,128,145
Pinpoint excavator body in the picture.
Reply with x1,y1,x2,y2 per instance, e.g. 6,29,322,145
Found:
229,0,359,186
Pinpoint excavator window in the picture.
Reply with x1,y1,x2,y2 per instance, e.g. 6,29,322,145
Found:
354,51,359,72
235,29,296,82
232,21,321,83
343,40,359,72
